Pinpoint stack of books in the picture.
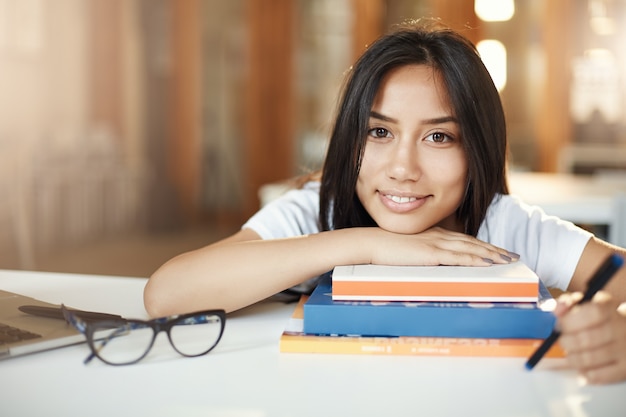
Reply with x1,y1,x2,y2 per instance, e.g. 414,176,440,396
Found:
279,263,564,358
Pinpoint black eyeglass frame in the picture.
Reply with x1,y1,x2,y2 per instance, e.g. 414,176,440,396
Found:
61,304,226,366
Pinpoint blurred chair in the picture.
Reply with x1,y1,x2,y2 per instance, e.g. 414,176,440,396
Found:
558,144,626,247
558,144,626,174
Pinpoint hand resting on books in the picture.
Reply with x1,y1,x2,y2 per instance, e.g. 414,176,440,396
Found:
555,291,626,385
366,227,518,267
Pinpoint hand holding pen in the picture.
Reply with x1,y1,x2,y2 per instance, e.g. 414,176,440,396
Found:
526,253,625,383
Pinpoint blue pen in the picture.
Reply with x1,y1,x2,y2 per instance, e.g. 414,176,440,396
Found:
525,253,624,370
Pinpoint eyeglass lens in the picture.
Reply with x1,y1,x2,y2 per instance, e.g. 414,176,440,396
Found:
169,315,224,357
90,314,223,365
91,322,153,365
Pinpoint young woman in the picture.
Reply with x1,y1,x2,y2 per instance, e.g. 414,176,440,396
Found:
145,19,626,384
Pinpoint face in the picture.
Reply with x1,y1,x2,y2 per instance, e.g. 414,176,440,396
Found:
356,64,468,234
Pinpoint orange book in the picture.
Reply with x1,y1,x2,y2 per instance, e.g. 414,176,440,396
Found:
279,296,564,358
331,262,539,302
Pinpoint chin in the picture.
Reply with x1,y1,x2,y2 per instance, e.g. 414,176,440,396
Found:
376,220,430,235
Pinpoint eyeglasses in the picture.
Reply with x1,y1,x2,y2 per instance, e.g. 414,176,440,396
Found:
61,305,226,366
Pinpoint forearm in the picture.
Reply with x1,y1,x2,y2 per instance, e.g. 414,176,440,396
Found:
144,228,370,316
570,237,626,303
144,225,513,317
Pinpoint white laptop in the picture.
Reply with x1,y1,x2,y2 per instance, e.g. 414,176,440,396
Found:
0,289,86,359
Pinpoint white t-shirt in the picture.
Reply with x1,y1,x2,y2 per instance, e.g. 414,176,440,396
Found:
242,181,592,291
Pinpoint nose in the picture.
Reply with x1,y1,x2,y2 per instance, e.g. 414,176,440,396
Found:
386,140,421,182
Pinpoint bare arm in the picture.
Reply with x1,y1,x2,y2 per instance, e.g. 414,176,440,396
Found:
144,226,513,316
568,236,626,303
145,228,363,316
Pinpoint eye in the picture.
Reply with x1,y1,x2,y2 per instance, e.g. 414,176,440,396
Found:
426,131,453,143
367,127,392,139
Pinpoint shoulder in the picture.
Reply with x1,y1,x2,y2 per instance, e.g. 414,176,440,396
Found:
481,193,593,240
479,193,593,290
479,194,532,233
259,180,319,205
484,193,576,227
486,193,537,216
273,181,320,211
242,181,321,239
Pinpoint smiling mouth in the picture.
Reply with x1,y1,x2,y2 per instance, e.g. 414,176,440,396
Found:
384,194,418,204
379,192,430,213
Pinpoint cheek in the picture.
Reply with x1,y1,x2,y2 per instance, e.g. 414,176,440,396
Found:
359,145,382,172
355,170,370,204
427,152,468,186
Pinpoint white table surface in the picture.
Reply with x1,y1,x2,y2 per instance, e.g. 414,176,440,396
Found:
1,269,625,417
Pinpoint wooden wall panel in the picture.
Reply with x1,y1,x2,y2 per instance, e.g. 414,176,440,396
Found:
244,0,295,218
89,0,124,139
428,0,482,45
535,0,573,172
170,0,203,220
352,0,385,61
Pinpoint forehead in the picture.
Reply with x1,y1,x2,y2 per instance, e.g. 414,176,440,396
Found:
372,64,453,116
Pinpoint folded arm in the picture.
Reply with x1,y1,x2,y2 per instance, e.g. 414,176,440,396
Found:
144,226,513,316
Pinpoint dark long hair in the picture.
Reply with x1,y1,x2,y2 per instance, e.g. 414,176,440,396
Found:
319,19,508,236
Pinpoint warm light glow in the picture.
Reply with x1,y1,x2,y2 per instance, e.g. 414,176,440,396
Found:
474,0,515,22
590,16,616,36
477,40,507,92
589,0,616,35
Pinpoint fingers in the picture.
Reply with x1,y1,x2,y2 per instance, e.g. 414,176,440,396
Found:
553,292,583,317
370,227,519,268
424,227,519,265
420,250,500,267
557,292,614,327
581,360,626,385
429,227,517,255
564,339,626,385
557,292,626,384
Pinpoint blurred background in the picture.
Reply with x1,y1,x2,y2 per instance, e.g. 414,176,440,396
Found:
0,0,625,278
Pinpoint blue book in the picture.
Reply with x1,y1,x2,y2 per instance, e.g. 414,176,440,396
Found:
303,273,556,339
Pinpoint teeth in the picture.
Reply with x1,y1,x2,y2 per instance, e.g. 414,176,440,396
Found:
387,195,417,204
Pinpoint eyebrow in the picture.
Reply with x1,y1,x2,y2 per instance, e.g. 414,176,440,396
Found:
369,111,458,126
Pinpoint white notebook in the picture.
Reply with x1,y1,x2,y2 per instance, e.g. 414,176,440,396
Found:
331,262,540,302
